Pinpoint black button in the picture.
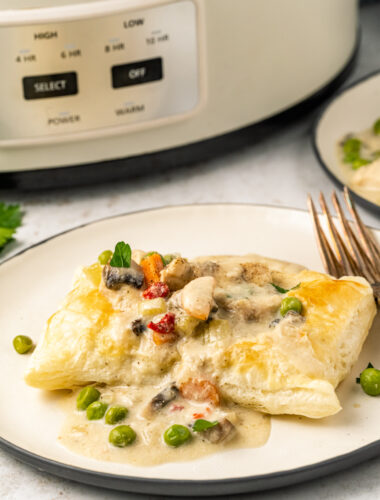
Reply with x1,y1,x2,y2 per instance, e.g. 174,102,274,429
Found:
23,72,78,100
112,58,163,89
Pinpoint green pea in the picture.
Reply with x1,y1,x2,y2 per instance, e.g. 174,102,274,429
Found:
373,118,380,135
360,368,380,396
280,297,303,317
86,401,108,420
98,250,113,265
163,424,192,447
105,406,128,425
163,254,177,266
352,158,371,170
76,386,100,410
109,425,136,447
13,335,33,354
343,138,361,155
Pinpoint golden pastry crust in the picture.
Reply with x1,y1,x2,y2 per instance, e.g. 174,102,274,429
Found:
25,256,376,419
218,271,376,417
25,264,179,390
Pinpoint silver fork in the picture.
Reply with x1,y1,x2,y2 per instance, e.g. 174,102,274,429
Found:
307,186,380,303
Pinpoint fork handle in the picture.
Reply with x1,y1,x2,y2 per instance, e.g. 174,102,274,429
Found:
372,283,380,304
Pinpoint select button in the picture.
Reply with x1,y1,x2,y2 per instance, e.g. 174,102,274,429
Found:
23,72,78,100
112,57,163,88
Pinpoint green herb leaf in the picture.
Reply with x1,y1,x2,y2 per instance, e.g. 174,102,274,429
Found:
271,283,288,294
192,419,219,432
0,227,15,249
343,137,361,155
373,118,380,135
351,158,371,170
109,242,132,268
343,152,360,164
0,203,23,252
367,362,374,369
0,203,22,229
271,283,300,294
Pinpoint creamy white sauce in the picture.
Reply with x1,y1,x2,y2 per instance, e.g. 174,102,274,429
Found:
58,255,302,465
59,386,270,466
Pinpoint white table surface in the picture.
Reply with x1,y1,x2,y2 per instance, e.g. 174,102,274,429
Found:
1,2,380,499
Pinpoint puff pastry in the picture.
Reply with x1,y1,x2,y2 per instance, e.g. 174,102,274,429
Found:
25,253,376,419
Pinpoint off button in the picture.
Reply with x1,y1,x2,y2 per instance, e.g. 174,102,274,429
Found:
112,58,163,88
23,72,78,100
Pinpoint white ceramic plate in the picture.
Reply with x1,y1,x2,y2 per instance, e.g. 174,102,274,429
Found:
313,70,380,214
0,204,379,496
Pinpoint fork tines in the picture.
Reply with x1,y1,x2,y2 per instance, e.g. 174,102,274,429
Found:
307,187,380,288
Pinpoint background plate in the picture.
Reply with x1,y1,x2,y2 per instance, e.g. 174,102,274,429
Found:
0,204,379,496
312,70,380,214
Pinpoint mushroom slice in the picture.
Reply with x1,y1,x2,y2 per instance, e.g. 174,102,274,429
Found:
181,276,216,320
102,260,144,290
199,418,236,444
150,384,179,411
130,318,146,336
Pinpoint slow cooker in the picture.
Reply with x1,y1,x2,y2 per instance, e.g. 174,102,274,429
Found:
0,0,359,188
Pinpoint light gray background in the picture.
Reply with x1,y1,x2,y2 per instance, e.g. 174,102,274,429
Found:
1,2,380,498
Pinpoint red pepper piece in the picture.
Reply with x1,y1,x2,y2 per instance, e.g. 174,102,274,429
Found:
147,312,175,334
142,282,170,300
193,413,204,419
170,404,185,412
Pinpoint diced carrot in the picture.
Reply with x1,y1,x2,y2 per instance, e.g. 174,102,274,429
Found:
141,253,164,285
152,330,177,345
179,378,220,405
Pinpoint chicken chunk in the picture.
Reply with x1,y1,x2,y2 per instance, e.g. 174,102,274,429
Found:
215,292,281,321
198,418,236,444
241,263,272,286
181,276,216,320
160,258,196,291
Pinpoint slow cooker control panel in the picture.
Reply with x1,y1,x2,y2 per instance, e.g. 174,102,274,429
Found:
0,1,199,145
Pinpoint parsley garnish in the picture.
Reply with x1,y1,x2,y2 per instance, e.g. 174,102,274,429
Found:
109,241,132,268
192,419,219,432
0,203,22,252
271,283,300,294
